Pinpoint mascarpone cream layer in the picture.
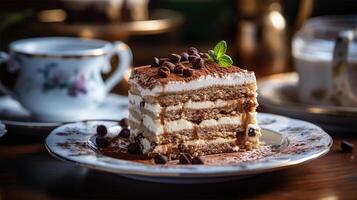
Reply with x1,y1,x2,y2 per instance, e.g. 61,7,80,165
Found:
130,71,256,97
128,92,142,107
132,114,256,135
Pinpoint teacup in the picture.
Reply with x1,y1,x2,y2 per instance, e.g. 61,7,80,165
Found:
293,16,357,107
0,37,132,121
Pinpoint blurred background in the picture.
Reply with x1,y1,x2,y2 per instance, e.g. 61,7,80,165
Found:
0,0,356,95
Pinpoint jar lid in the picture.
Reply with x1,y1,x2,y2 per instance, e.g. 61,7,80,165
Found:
298,15,357,40
293,15,357,61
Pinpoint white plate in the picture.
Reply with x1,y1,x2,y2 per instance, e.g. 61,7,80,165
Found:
45,113,332,183
0,94,128,136
258,72,357,133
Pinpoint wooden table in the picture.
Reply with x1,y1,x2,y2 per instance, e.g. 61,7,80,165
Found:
0,127,356,200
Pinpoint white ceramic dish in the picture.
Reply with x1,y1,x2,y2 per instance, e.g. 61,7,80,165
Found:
45,113,332,183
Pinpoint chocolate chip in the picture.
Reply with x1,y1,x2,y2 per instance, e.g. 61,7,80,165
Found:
151,57,160,67
170,53,181,63
248,128,256,137
180,52,189,61
341,140,354,153
192,156,204,165
187,47,198,55
158,66,170,78
119,128,130,138
140,101,145,108
188,55,198,63
163,61,175,72
95,136,109,148
128,142,141,154
154,154,168,164
134,133,144,142
179,153,192,164
96,125,107,136
193,58,204,69
119,118,129,128
199,53,209,58
182,68,193,77
174,63,185,74
159,58,170,65
151,142,157,148
193,52,201,58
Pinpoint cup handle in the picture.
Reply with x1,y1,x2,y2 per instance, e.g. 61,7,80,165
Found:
104,41,132,92
0,52,18,99
331,30,357,105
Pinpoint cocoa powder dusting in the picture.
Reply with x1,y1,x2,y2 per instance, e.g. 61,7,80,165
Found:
131,60,249,89
93,135,276,166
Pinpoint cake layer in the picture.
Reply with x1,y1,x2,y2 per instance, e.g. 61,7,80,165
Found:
129,60,256,97
149,138,239,158
130,97,256,123
129,112,256,136
130,121,245,144
142,135,260,158
144,100,257,123
130,84,256,107
129,91,257,118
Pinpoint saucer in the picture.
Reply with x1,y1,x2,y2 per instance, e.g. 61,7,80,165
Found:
0,94,128,136
45,113,332,183
258,72,357,133
0,121,5,138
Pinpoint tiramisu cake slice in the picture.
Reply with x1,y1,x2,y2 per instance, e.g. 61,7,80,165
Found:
128,41,261,159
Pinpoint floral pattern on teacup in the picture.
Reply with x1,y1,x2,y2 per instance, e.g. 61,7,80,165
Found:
38,63,87,97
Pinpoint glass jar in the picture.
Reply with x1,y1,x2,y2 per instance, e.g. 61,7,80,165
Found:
292,15,357,106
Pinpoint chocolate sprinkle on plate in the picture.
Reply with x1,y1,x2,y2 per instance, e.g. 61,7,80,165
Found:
119,118,129,128
95,136,109,148
154,154,168,164
179,153,192,164
119,128,130,138
192,156,204,165
96,125,107,137
128,142,141,154
340,140,354,153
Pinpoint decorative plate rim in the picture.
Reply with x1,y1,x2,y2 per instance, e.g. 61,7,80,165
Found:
45,113,332,178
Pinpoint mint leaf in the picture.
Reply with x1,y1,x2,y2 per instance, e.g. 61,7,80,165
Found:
208,50,216,61
213,40,227,58
207,40,233,68
218,55,233,68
